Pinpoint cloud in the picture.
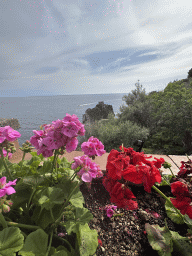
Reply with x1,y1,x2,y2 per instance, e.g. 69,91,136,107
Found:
0,0,192,97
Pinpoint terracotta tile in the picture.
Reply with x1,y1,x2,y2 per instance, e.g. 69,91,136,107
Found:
9,140,192,176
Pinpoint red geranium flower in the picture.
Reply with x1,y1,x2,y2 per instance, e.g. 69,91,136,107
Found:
153,157,165,169
106,152,130,180
104,177,138,210
122,164,161,193
170,197,192,219
171,181,191,199
177,160,192,178
170,181,192,219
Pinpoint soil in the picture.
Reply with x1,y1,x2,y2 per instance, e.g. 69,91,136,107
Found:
78,177,190,256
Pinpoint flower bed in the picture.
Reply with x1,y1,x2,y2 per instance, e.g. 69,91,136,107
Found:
0,114,191,255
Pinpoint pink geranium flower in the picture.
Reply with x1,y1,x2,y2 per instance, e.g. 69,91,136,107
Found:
62,122,79,138
103,205,117,218
2,126,21,142
72,155,103,182
66,137,78,153
30,114,85,157
81,136,106,157
0,177,17,198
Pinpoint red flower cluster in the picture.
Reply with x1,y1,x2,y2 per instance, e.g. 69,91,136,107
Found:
177,159,192,178
170,181,192,219
103,146,165,211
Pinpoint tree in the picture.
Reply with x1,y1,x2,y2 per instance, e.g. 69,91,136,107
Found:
147,80,192,154
187,68,192,79
121,80,147,107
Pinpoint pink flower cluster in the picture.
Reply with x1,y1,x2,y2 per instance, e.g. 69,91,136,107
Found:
81,136,106,157
0,177,17,198
99,205,117,218
71,155,103,182
0,126,21,144
30,114,85,157
0,126,21,160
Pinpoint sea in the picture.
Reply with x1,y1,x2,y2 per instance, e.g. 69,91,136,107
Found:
0,93,127,147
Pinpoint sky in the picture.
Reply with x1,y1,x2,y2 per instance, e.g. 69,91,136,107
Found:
1,0,192,97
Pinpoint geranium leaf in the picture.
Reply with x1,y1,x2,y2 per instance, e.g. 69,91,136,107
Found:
32,204,63,229
183,214,192,229
64,207,93,235
38,187,64,210
30,151,44,161
145,223,173,255
18,229,48,256
0,227,24,256
76,223,98,256
69,190,84,208
165,198,184,224
170,230,192,256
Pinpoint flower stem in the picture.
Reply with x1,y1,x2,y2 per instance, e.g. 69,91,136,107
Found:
51,150,59,177
71,172,77,181
7,221,42,230
168,167,176,178
185,154,192,163
0,213,8,228
152,185,184,220
161,175,171,186
54,180,82,226
53,234,73,252
22,152,26,162
0,148,13,180
46,230,53,256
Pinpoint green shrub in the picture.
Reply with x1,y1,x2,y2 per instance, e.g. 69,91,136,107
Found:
78,119,150,153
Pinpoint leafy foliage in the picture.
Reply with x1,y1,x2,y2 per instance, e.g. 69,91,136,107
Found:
80,117,149,153
116,78,192,155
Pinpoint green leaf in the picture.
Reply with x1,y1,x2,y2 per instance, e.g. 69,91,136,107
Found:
52,252,69,256
18,229,48,256
64,207,93,235
32,204,63,229
38,187,64,210
30,151,44,161
37,160,52,175
59,157,73,169
55,246,76,256
0,227,24,256
171,230,192,256
76,223,98,256
69,190,84,208
11,180,33,210
183,214,192,229
156,175,173,186
51,245,72,256
145,223,173,256
57,179,81,200
165,198,184,224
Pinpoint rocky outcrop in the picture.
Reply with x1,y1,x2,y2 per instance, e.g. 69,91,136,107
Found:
0,118,20,130
82,101,115,124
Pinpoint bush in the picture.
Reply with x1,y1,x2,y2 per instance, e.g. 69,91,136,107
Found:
78,119,150,153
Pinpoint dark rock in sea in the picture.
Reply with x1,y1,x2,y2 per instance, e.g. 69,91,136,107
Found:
82,101,115,124
0,118,20,130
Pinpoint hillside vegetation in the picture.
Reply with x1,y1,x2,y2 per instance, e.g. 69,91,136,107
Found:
78,71,192,155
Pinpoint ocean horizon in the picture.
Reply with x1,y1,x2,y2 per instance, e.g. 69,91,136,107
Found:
0,93,127,146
